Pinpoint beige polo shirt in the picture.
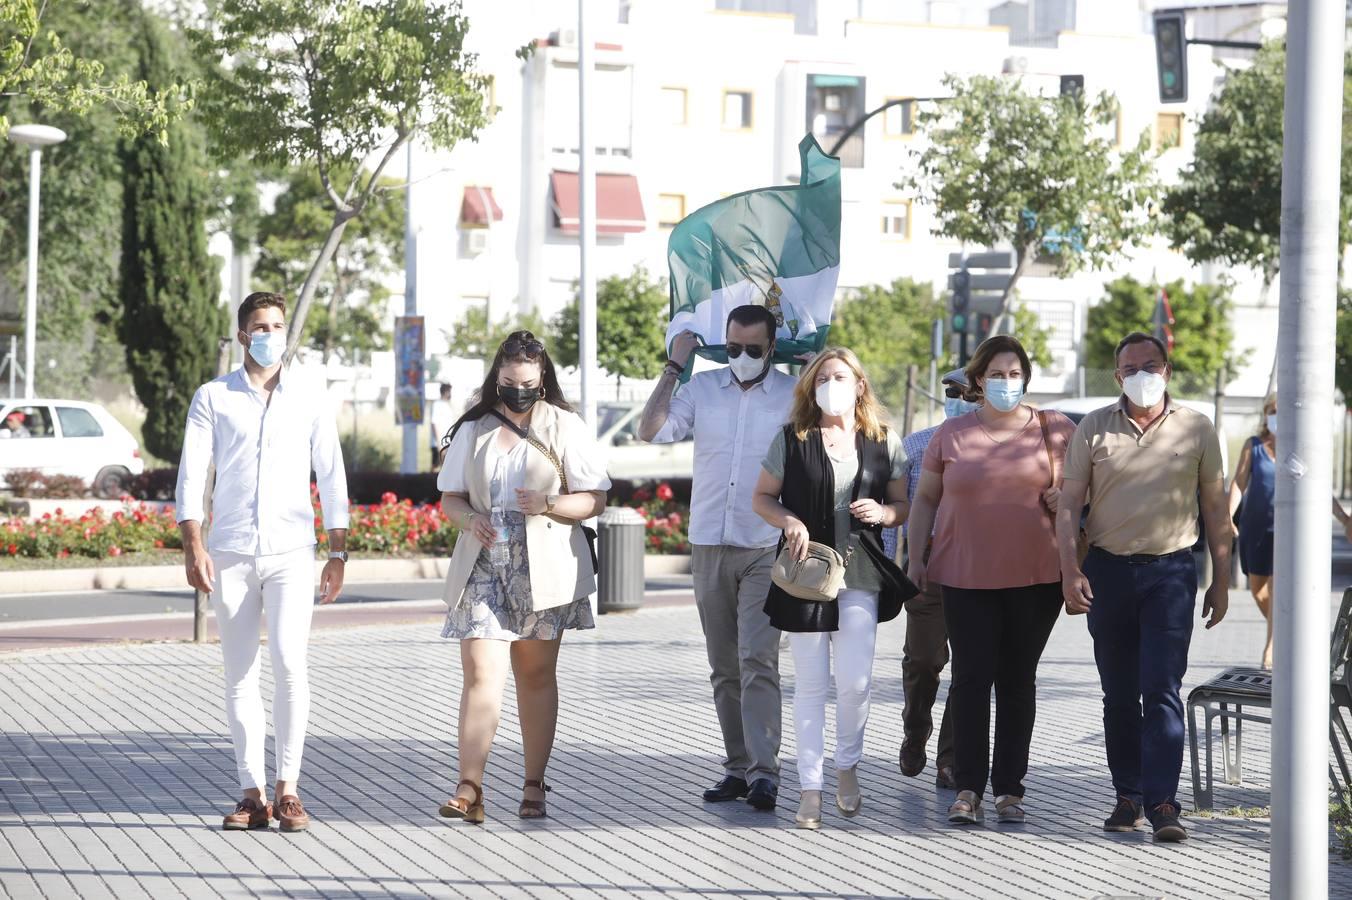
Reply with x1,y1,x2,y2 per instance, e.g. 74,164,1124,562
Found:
1063,397,1225,557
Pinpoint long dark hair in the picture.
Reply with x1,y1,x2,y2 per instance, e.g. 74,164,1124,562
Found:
442,330,572,446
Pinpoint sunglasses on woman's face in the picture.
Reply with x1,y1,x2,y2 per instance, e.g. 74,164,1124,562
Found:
502,338,544,358
726,343,766,360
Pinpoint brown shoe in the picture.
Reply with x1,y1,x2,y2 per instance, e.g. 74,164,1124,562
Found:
273,795,311,833
222,797,271,831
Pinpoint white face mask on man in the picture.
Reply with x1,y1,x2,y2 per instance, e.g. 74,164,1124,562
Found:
728,351,768,383
1121,370,1167,408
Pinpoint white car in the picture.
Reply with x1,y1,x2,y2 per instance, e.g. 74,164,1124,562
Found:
0,398,146,497
598,402,694,482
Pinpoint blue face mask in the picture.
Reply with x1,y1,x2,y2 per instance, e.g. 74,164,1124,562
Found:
983,378,1024,412
248,330,287,368
944,397,979,419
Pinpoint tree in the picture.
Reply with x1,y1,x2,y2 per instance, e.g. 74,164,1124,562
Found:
829,278,1053,412
443,306,548,361
192,0,494,362
900,74,1158,315
0,0,183,138
550,266,667,396
1163,41,1352,285
1083,276,1241,379
118,9,224,462
254,166,403,364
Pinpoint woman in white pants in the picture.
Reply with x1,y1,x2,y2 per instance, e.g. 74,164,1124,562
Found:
752,349,915,828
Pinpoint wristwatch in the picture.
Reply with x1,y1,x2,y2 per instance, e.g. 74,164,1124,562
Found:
545,494,560,513
329,550,348,563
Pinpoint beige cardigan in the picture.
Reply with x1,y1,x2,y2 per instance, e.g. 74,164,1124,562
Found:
441,402,597,612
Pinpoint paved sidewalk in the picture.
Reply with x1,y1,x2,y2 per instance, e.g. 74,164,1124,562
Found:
0,590,1346,899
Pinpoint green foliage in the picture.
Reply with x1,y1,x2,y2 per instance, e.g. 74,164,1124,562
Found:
254,166,403,363
117,9,224,463
444,306,548,361
0,0,186,139
900,74,1158,304
550,267,668,388
829,279,945,408
1163,42,1352,278
1008,304,1053,371
1084,276,1240,377
192,0,494,358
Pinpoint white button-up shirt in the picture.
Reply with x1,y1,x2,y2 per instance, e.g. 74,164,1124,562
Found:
652,367,795,548
175,366,349,556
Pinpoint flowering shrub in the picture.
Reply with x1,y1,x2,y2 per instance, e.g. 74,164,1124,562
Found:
624,482,690,554
325,490,458,555
4,468,90,498
0,501,181,559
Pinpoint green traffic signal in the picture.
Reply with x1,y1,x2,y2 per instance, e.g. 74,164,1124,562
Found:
952,313,967,332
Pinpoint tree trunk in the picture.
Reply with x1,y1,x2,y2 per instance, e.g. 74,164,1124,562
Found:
285,213,353,364
997,243,1037,331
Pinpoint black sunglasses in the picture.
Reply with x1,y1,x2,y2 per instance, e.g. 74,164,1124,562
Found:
502,338,544,359
726,343,766,360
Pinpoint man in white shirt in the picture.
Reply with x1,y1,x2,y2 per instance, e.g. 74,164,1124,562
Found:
176,291,350,834
638,305,797,811
428,382,455,470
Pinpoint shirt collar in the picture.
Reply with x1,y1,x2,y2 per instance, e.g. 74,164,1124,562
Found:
1115,391,1178,432
233,362,287,395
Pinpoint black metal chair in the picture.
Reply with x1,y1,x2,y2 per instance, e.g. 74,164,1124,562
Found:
1186,587,1352,810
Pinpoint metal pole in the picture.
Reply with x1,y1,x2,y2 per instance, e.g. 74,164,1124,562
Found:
928,359,937,429
7,336,15,399
1272,2,1341,895
24,147,40,399
400,142,420,473
577,0,598,437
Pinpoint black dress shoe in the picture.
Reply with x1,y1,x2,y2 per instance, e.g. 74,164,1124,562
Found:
746,778,778,811
702,776,749,803
898,737,927,777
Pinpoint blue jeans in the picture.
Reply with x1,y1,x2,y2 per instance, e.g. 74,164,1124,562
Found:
1084,547,1196,810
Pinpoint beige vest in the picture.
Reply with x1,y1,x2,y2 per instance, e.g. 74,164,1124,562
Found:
441,402,597,612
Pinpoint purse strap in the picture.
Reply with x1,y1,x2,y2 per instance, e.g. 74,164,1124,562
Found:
490,408,570,494
1036,410,1056,488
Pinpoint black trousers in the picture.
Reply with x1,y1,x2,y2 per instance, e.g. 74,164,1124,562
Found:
941,582,1062,799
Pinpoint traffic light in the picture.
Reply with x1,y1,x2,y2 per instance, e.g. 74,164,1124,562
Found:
1059,74,1084,98
975,313,994,344
1153,12,1188,103
950,269,970,335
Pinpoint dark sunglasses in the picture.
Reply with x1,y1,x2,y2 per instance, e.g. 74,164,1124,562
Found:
502,338,544,359
726,343,766,360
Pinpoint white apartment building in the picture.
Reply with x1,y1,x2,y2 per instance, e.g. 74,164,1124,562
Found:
400,0,1278,402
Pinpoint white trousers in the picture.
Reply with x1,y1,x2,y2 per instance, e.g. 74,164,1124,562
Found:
787,589,879,791
210,547,316,791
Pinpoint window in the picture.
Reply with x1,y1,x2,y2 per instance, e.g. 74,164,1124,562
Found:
881,200,912,240
806,74,866,167
662,87,688,125
1155,112,1183,149
722,90,753,129
883,98,914,138
56,407,103,438
657,193,686,228
0,405,54,439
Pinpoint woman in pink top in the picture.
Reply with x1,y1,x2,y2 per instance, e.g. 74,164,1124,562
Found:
905,335,1075,827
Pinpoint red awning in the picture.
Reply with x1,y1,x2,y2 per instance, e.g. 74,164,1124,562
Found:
550,171,645,235
460,186,503,227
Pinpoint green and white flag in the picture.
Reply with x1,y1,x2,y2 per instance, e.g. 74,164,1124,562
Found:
665,134,840,369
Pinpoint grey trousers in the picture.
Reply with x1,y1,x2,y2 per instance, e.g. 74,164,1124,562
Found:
691,544,782,784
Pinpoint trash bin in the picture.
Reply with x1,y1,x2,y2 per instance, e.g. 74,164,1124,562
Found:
597,505,646,613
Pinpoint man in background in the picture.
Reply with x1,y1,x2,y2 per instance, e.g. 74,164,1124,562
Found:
428,382,455,470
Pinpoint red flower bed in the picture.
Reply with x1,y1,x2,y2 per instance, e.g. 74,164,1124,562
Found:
324,489,458,555
0,500,181,559
622,482,690,554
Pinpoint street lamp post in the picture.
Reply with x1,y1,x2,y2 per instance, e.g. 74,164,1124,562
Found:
7,124,67,399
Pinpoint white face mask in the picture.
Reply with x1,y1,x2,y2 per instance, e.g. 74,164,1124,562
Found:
247,330,287,368
815,379,856,417
1266,414,1278,434
728,351,768,383
1121,370,1167,408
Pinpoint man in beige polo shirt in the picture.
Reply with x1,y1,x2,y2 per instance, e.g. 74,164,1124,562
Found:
1056,331,1231,844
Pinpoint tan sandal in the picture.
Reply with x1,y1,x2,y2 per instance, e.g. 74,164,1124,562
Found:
519,778,551,819
439,779,484,824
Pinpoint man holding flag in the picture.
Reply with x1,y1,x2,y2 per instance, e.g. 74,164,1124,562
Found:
637,135,842,812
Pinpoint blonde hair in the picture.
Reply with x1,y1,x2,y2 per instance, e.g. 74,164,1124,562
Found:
788,348,889,442
1258,393,1277,440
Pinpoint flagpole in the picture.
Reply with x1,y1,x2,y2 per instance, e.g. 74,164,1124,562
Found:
577,0,598,438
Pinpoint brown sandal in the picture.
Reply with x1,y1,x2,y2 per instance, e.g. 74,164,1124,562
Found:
439,779,484,824
518,778,551,819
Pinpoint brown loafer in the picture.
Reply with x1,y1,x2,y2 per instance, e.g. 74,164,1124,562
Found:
273,794,311,833
222,797,271,831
